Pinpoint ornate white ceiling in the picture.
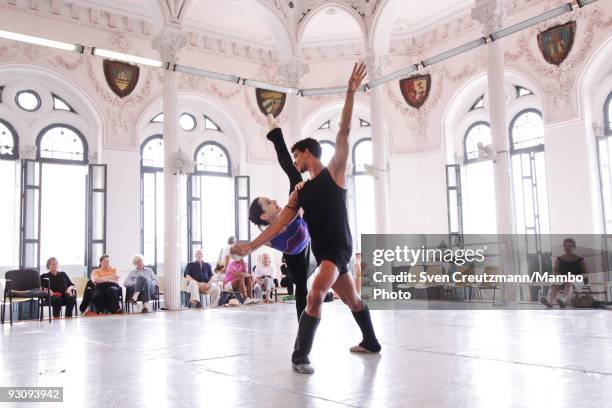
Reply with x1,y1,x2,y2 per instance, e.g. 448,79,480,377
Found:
1,0,549,62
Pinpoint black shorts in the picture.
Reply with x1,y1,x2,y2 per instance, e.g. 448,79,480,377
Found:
313,246,352,275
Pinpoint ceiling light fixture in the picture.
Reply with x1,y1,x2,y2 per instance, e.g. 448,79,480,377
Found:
91,47,166,68
242,79,299,95
0,29,84,53
174,64,241,83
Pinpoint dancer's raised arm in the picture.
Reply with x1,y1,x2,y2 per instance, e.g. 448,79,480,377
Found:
328,62,367,187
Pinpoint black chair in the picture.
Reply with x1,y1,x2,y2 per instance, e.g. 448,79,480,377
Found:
2,269,51,325
125,285,160,313
89,283,124,314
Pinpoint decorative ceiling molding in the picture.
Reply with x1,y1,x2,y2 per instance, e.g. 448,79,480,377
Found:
0,0,563,64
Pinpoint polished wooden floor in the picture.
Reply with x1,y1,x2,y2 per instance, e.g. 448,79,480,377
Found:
1,302,612,407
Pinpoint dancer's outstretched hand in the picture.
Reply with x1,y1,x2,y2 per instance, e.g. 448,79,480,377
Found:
347,62,367,92
266,113,279,132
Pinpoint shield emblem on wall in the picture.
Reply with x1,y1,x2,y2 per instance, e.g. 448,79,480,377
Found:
103,60,140,98
537,21,576,66
255,88,286,118
399,74,431,109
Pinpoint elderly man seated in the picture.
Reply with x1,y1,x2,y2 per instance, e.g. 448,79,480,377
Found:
124,254,159,313
253,253,277,303
183,249,220,308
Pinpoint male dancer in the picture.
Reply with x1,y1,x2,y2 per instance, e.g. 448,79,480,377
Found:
233,62,381,374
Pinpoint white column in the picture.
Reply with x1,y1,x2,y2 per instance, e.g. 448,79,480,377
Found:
472,0,517,301
153,28,186,310
365,50,390,234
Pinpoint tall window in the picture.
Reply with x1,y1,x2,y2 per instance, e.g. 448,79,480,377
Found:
462,122,497,233
141,136,164,274
190,142,234,263
0,119,20,271
598,92,612,235
37,124,89,274
350,138,375,249
510,109,550,267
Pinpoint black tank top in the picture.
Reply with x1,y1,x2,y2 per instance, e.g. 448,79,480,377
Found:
558,256,583,275
297,168,353,257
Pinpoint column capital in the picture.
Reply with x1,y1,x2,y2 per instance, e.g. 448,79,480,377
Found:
471,0,507,35
152,27,187,64
277,57,310,88
363,49,391,79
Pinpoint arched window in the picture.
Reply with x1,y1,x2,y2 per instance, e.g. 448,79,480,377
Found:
141,136,164,273
509,109,549,239
320,140,335,167
190,142,234,262
462,122,497,233
510,109,544,152
0,119,19,270
0,118,18,159
36,124,90,274
195,142,231,175
37,124,88,164
319,120,330,130
598,92,612,237
350,138,375,248
464,122,491,163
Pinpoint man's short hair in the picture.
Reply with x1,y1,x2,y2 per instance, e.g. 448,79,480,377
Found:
291,138,322,159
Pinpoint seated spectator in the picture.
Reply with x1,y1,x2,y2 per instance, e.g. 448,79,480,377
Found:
184,249,220,308
40,257,76,318
224,256,255,305
541,238,587,308
279,257,294,296
124,254,159,313
91,254,122,314
253,253,277,303
210,263,225,285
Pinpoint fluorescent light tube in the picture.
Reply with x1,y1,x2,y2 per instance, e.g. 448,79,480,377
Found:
92,47,165,68
300,85,366,96
577,0,598,7
491,4,572,40
242,79,298,95
367,64,419,88
0,29,84,53
422,37,486,67
174,64,240,83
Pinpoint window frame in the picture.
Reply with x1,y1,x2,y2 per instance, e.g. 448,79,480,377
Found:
352,137,373,176
605,92,612,136
179,112,197,132
52,93,75,113
463,121,492,164
36,123,89,165
193,141,232,177
470,95,485,111
15,89,42,112
140,134,164,173
0,118,19,160
509,108,545,154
